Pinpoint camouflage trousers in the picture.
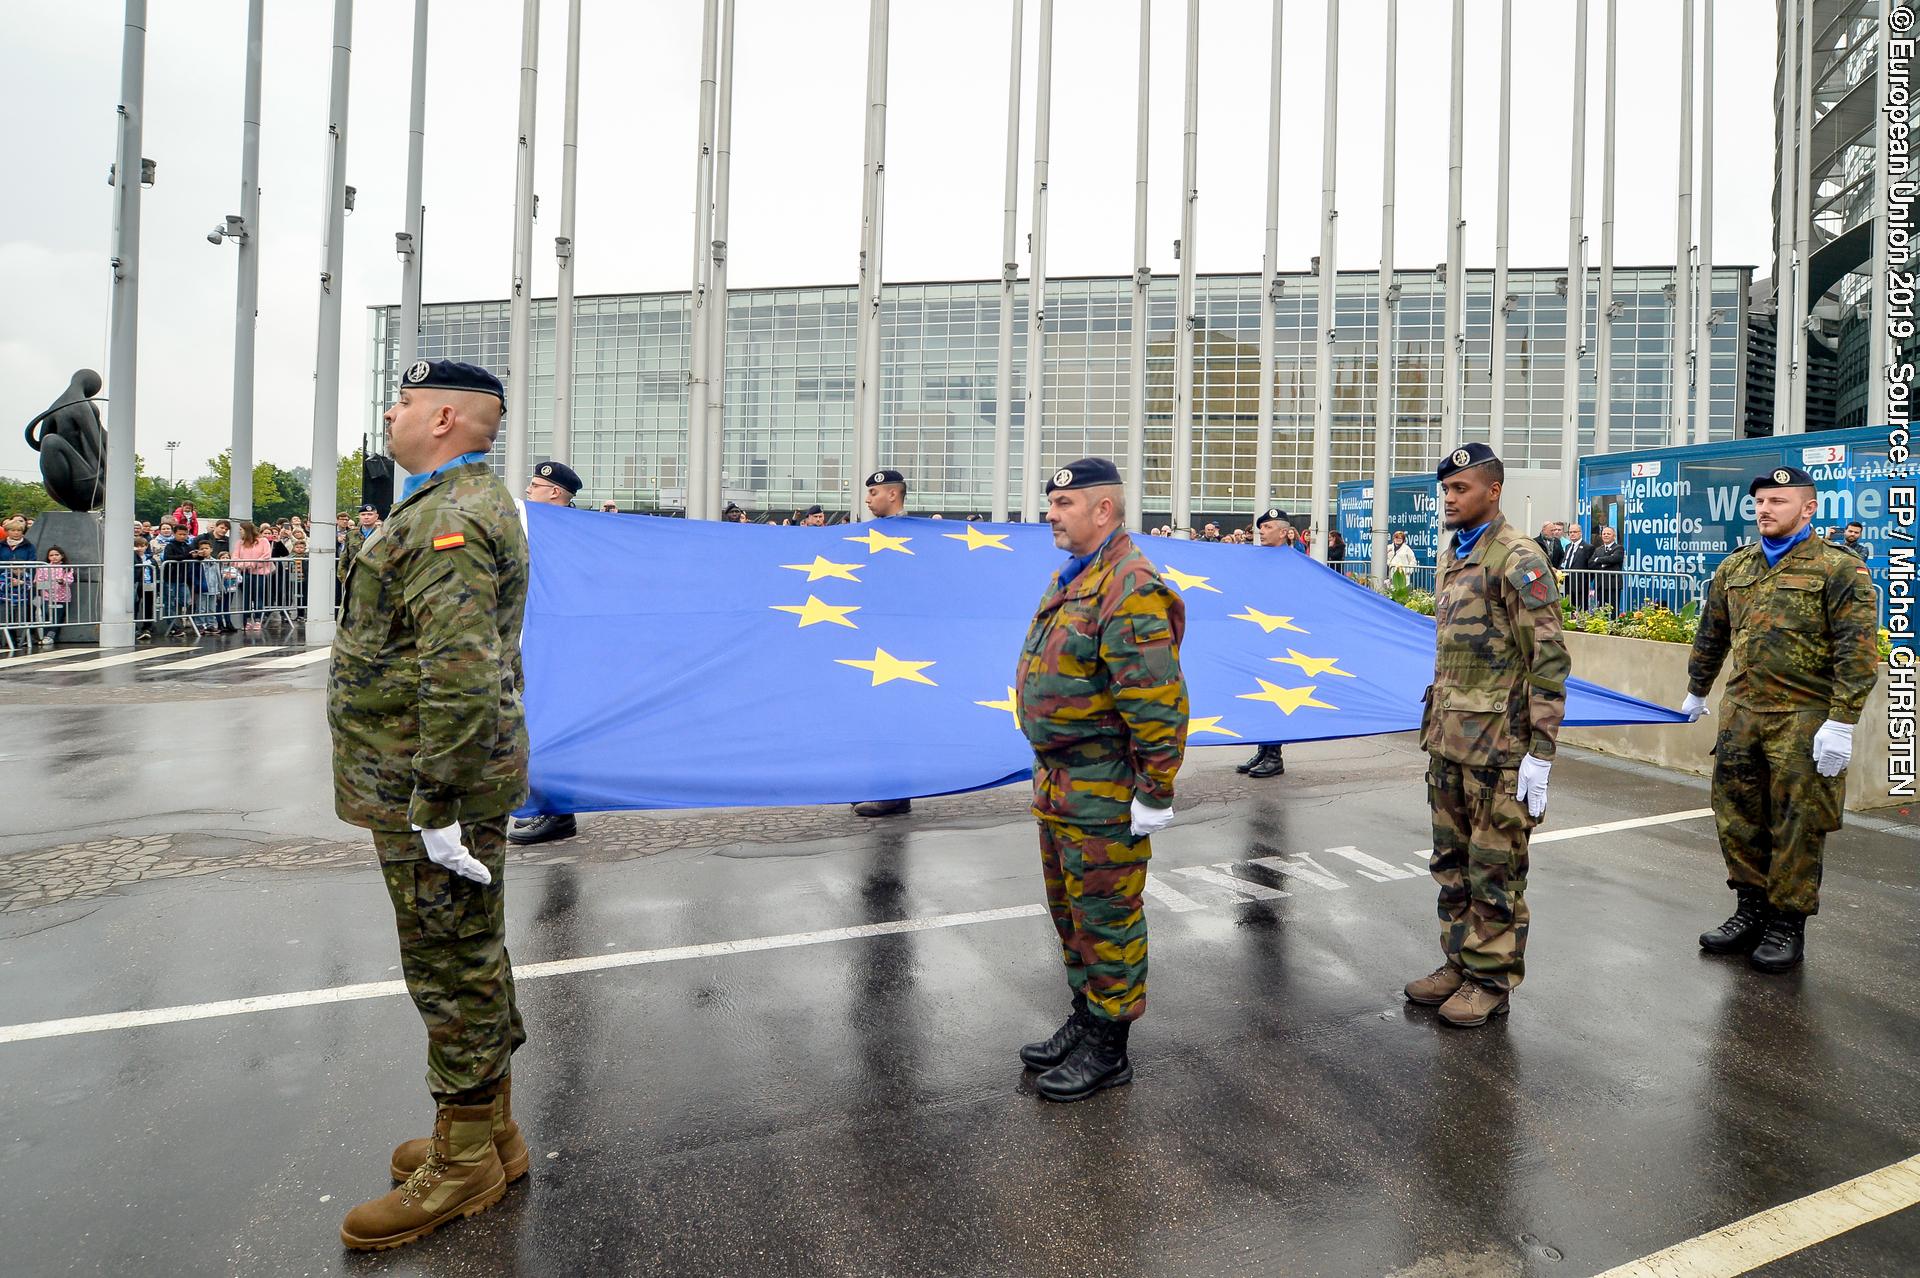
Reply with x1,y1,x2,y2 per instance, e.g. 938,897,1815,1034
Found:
1427,757,1536,991
1711,704,1843,916
372,819,526,1103
1036,816,1152,1023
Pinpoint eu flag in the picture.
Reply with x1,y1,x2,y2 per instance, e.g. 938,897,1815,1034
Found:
518,509,1684,814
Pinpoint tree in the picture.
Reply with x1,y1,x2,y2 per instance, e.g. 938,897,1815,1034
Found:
133,454,194,523
0,476,57,520
256,464,309,525
190,449,283,520
335,447,364,513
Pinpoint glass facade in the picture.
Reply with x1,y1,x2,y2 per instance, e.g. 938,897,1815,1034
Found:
369,264,1748,518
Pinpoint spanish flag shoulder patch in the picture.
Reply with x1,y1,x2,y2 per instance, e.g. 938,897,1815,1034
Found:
431,532,467,552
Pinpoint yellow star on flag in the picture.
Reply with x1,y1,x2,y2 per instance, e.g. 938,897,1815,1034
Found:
975,686,1019,722
1236,678,1338,715
1160,565,1221,593
780,556,864,583
1269,649,1354,678
1229,606,1308,635
845,528,914,555
836,647,938,687
943,525,1013,552
770,596,861,629
1188,715,1242,739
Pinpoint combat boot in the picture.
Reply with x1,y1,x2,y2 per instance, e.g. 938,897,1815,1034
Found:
1035,1016,1132,1102
1236,748,1263,775
852,799,912,818
341,1104,506,1251
1698,887,1769,954
1246,745,1286,779
1437,979,1510,1027
391,1077,528,1183
1403,963,1466,1006
508,813,577,846
1748,911,1806,973
1018,992,1092,1070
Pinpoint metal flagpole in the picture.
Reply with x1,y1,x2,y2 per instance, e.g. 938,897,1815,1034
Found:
705,0,735,519
1309,0,1337,564
1022,0,1054,523
1692,0,1713,446
1773,0,1795,435
1670,0,1693,448
1441,0,1465,445
1594,0,1617,455
993,0,1022,523
1490,0,1511,460
1787,0,1812,435
1172,0,1199,539
851,0,889,517
1253,0,1282,529
861,0,891,511
553,0,581,466
102,0,147,648
1370,0,1398,586
1126,0,1149,531
306,0,353,644
229,0,264,522
505,0,539,497
1560,0,1589,519
394,0,428,489
685,0,718,517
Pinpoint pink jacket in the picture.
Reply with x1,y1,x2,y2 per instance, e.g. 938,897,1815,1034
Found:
233,538,275,576
35,565,74,604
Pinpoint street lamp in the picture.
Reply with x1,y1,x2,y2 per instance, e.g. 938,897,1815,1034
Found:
166,439,180,484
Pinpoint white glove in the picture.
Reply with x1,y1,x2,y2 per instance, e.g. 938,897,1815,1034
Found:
413,821,493,885
1680,693,1711,723
1811,720,1853,778
1129,797,1175,839
1515,755,1551,820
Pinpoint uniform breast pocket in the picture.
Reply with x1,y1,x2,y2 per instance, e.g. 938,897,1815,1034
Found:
1770,575,1823,629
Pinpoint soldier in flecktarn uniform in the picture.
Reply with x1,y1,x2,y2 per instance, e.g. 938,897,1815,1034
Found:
1404,443,1570,1028
1684,466,1880,974
330,358,532,1251
1014,458,1189,1102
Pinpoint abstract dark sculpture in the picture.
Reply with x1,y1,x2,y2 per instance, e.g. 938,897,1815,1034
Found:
25,370,108,513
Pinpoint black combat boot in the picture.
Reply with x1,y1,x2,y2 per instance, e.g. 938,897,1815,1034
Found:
508,813,578,846
1698,887,1769,954
1749,911,1807,973
1236,748,1263,775
1018,992,1091,1070
852,799,912,818
1035,1016,1132,1102
1246,744,1286,779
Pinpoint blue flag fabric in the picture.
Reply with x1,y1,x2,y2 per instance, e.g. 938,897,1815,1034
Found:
519,509,1686,814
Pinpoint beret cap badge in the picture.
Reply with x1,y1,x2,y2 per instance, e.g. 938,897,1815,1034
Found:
1452,448,1471,467
1053,468,1074,487
1774,468,1792,484
406,359,430,384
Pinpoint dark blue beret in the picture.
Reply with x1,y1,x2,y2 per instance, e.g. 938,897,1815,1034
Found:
533,460,582,494
866,468,906,488
1436,442,1500,481
401,357,506,404
1046,457,1123,494
1749,465,1815,495
802,504,824,517
358,504,377,514
1255,507,1290,528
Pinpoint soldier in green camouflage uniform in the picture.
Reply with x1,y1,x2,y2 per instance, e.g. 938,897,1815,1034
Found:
1013,458,1189,1103
330,358,531,1251
1686,465,1880,973
1405,443,1569,1027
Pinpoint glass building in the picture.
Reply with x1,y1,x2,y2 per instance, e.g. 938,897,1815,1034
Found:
369,264,1749,519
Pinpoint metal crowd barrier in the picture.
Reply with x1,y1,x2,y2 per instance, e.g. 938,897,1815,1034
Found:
0,560,101,656
145,557,311,639
1557,567,1705,617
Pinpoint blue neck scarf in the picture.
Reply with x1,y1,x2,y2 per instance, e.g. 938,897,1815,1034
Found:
400,451,489,502
1059,530,1118,589
1452,520,1493,558
1760,524,1812,568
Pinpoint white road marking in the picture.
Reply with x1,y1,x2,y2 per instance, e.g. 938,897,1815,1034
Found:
151,646,291,672
1250,853,1348,892
1324,844,1423,882
0,648,98,670
1594,1152,1920,1277
36,647,186,673
0,805,1719,1047
249,647,334,669
1533,808,1714,845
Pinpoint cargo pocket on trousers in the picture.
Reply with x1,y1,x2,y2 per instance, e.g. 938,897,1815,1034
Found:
414,861,497,944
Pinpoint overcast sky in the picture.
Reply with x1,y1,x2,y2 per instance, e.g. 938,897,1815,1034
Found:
1,0,1778,491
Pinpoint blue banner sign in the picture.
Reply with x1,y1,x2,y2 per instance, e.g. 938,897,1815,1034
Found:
1334,476,1442,571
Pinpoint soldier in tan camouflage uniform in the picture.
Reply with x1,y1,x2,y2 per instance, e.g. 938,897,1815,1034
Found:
330,358,531,1250
1684,465,1880,973
1405,443,1569,1027
1014,458,1189,1102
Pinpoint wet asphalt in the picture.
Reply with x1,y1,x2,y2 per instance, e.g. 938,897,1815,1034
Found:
1,646,1918,1277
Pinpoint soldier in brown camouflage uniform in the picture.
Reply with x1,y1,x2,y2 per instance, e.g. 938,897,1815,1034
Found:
1405,443,1570,1027
1014,458,1189,1102
1685,466,1880,973
329,359,531,1250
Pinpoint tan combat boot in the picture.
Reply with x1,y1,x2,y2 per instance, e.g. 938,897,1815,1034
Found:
391,1077,528,1183
1403,964,1466,1006
1438,980,1510,1027
341,1104,506,1251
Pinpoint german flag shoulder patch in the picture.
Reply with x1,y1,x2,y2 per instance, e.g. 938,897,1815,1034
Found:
431,532,467,552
